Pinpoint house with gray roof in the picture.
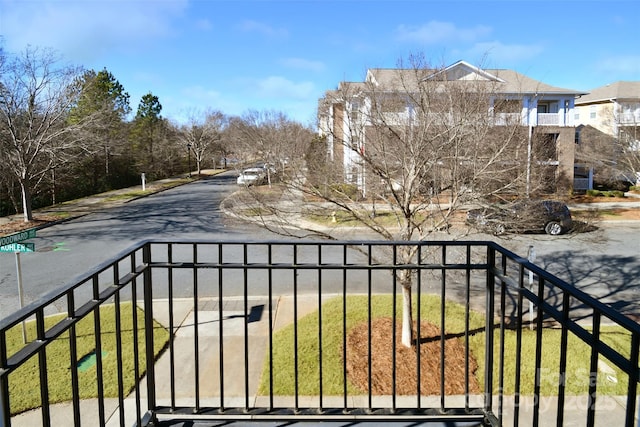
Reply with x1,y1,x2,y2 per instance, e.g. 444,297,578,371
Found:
575,81,640,139
318,60,585,194
574,81,640,189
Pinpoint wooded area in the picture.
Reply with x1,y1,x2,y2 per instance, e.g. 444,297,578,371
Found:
0,47,313,221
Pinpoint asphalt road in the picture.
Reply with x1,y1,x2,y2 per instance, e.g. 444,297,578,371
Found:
1,171,640,320
509,223,640,318
0,172,276,317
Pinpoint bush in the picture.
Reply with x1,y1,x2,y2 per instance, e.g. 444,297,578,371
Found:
308,183,359,200
585,189,625,198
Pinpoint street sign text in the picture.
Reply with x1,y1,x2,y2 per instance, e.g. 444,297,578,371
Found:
0,243,35,253
0,229,37,247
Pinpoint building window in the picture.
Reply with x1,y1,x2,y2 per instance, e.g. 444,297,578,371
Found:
349,100,360,123
574,112,580,120
590,105,596,119
494,99,520,113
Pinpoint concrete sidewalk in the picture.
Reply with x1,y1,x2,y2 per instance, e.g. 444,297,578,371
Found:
10,294,324,426
111,295,640,427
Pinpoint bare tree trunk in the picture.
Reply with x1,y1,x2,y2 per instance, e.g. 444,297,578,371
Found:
51,168,56,205
401,283,413,347
19,179,33,222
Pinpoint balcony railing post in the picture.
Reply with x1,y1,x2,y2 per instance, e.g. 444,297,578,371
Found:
2,239,639,425
0,333,8,427
143,243,157,420
0,389,5,427
625,333,639,425
484,245,496,414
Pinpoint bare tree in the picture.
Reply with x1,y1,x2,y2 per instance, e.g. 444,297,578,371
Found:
0,47,92,221
230,55,556,347
610,105,640,187
576,109,640,189
229,110,310,185
619,125,640,186
575,125,620,186
179,109,226,175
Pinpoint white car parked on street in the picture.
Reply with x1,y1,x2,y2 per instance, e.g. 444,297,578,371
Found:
237,167,266,186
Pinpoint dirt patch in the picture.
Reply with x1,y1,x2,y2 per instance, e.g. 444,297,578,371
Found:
606,209,640,220
571,195,633,203
345,318,480,395
0,215,66,236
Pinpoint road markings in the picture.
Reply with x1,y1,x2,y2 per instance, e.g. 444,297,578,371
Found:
53,242,70,252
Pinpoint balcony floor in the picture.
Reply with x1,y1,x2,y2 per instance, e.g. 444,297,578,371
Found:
154,421,487,426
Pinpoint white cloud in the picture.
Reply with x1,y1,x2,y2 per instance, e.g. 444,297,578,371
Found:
164,85,238,124
254,76,315,100
1,0,188,60
194,18,213,32
181,85,222,102
595,55,640,74
280,57,326,72
237,20,288,38
395,21,491,44
465,41,545,64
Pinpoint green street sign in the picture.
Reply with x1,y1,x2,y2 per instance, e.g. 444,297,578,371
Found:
0,229,36,247
0,242,35,253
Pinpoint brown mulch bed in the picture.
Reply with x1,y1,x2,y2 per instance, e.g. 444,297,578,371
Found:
571,195,635,203
345,318,480,395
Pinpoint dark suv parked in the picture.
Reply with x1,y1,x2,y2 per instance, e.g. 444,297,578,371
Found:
466,200,572,236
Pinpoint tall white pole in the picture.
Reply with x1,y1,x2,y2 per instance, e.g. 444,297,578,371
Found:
15,252,26,343
527,245,536,330
526,125,533,198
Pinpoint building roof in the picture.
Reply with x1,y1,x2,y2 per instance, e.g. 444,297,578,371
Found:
364,60,585,96
576,81,640,105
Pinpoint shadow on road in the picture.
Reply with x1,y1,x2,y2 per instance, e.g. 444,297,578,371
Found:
41,174,257,242
539,251,640,320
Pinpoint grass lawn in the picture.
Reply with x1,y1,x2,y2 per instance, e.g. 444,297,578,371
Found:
103,179,191,202
6,302,169,415
306,210,403,227
261,295,635,397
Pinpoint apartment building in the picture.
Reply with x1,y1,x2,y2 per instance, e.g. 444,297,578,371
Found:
319,60,585,195
574,81,640,189
575,81,640,138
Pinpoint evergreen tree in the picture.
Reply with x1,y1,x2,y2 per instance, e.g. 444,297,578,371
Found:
131,92,163,177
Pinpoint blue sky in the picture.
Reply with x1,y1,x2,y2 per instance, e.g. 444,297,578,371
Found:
1,0,639,126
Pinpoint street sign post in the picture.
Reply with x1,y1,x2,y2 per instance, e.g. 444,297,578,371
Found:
0,228,37,344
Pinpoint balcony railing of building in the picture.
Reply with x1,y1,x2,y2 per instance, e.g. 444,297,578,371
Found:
618,113,640,125
376,111,573,128
1,240,639,426
536,113,562,126
493,112,572,127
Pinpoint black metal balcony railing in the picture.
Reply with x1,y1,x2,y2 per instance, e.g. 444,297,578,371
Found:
0,240,638,426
